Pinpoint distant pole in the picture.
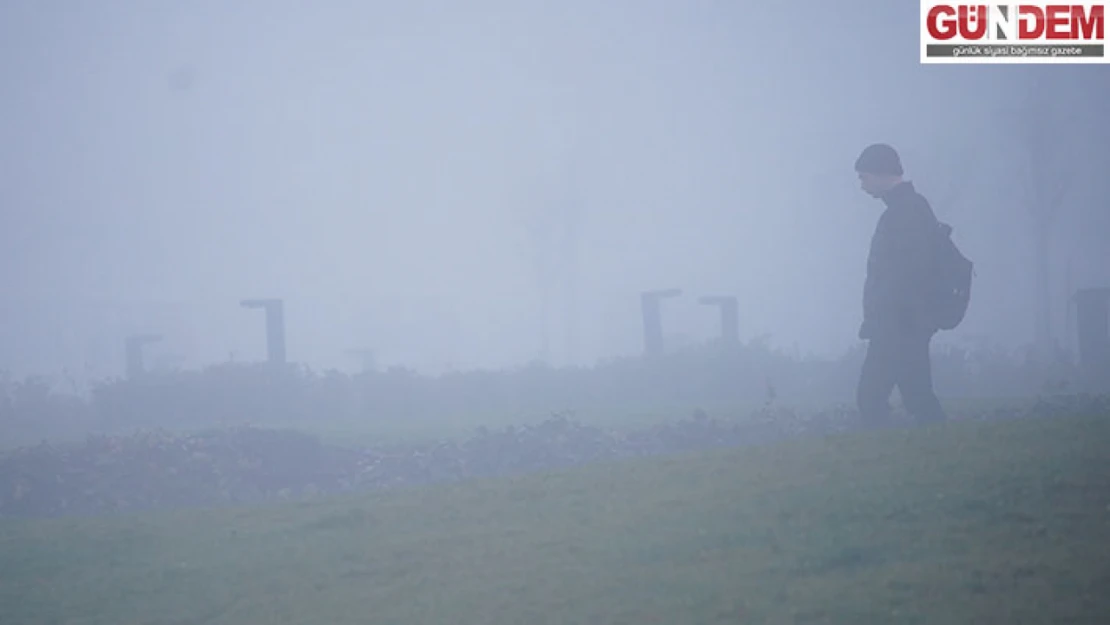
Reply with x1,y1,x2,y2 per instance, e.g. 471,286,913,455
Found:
1064,257,1074,357
1073,287,1110,377
699,295,740,344
125,334,163,379
640,288,682,357
240,298,286,364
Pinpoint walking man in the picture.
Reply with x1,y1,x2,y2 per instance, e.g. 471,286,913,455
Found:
854,143,947,426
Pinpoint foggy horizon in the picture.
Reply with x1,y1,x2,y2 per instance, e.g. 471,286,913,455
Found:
3,1,1109,381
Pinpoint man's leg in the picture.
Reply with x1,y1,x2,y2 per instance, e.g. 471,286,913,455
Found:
856,336,898,427
896,332,948,424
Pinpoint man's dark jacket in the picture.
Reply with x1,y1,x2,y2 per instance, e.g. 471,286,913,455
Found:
862,181,939,339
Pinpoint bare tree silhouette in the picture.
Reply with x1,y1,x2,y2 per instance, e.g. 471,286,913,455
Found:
521,144,585,366
1002,68,1083,358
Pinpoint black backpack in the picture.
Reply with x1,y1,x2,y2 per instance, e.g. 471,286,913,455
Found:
929,222,974,331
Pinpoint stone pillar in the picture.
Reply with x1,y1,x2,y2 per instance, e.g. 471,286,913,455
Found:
240,298,286,364
640,288,682,356
698,295,739,344
125,334,162,379
1074,288,1110,376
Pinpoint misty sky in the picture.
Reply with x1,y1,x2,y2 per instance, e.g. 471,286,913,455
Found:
2,1,1108,380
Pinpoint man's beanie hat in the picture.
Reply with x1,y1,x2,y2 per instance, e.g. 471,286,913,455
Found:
854,143,903,176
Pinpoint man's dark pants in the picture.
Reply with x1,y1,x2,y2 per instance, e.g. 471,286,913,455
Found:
857,329,947,426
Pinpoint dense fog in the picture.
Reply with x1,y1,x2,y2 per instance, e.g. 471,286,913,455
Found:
2,1,1108,382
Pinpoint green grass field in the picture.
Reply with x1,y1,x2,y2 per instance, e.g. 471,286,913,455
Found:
3,413,1110,624
0,395,1042,451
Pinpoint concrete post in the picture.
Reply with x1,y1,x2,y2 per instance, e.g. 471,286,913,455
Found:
125,334,163,379
1073,287,1110,377
240,298,286,364
698,295,740,344
640,288,682,356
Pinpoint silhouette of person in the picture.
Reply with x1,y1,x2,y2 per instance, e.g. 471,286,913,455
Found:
854,143,947,426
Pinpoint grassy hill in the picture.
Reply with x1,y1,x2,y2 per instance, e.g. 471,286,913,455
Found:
3,413,1109,624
